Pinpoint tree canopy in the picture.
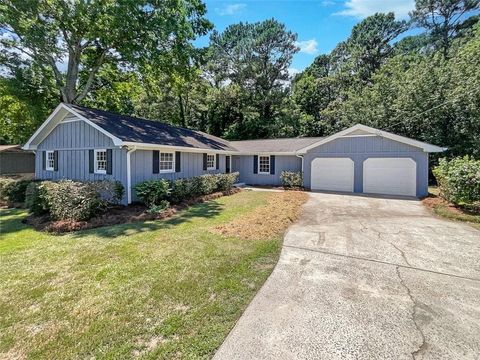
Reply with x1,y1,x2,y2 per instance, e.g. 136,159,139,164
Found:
0,0,479,163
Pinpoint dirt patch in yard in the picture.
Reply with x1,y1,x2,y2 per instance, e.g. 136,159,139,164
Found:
212,191,309,240
24,188,241,233
422,194,480,230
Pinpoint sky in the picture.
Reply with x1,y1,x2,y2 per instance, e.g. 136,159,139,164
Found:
195,0,417,73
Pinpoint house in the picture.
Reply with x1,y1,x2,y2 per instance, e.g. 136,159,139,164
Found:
0,145,35,176
23,103,446,204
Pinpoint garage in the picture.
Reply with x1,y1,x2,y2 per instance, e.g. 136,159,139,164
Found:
363,158,416,197
311,158,354,192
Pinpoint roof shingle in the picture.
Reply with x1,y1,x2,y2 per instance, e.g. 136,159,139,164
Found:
66,104,236,151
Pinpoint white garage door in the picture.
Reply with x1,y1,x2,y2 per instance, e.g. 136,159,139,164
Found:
311,158,354,192
363,158,416,197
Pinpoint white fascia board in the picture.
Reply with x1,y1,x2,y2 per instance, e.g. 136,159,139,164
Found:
122,142,236,154
22,103,124,150
297,124,447,153
231,151,297,156
23,104,65,150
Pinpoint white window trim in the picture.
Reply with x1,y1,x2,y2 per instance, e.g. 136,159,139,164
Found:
45,150,55,171
159,151,175,173
258,155,271,175
94,149,107,174
206,153,216,171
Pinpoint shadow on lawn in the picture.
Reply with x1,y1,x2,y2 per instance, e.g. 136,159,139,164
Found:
0,208,29,236
71,201,224,239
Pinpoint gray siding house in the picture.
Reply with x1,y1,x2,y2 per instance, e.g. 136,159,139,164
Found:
23,103,446,204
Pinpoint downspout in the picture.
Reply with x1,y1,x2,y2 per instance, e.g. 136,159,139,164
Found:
126,146,137,204
295,151,304,187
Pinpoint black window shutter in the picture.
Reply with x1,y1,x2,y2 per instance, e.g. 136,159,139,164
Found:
53,150,58,171
270,155,275,175
216,154,219,170
226,156,231,173
152,150,159,174
106,149,113,175
253,155,258,174
203,153,207,171
42,151,46,170
175,151,181,172
89,149,94,173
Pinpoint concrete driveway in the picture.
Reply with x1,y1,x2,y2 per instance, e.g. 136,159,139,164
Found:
214,193,480,360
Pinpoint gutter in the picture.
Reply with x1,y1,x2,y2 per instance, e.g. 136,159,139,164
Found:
295,151,304,187
126,146,137,204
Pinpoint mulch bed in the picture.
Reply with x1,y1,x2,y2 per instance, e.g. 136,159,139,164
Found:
23,188,242,233
422,194,480,217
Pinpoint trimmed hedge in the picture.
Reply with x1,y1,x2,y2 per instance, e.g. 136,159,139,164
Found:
280,171,303,188
433,156,480,207
134,172,239,207
24,180,125,220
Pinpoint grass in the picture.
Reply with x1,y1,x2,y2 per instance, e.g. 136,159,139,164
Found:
425,187,480,230
0,191,306,359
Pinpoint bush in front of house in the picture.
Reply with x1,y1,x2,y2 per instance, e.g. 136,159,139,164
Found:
433,156,480,207
134,179,171,207
41,180,103,221
24,180,125,220
0,178,37,205
25,182,50,215
0,178,15,203
280,171,303,188
215,172,239,191
135,172,239,207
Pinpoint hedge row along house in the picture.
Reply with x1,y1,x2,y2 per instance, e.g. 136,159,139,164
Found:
23,103,446,204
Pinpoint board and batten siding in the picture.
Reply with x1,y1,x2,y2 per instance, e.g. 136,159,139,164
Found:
35,117,128,203
232,155,301,186
130,150,227,201
303,136,429,197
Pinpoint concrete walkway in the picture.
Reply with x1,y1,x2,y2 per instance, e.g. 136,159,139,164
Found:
214,192,480,360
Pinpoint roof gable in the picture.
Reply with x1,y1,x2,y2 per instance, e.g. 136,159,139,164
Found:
297,124,447,153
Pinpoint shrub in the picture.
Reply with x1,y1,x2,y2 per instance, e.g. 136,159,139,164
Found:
25,182,49,215
169,178,192,204
41,180,103,221
146,200,170,214
0,178,15,203
91,180,125,205
0,178,35,204
190,174,218,197
280,171,303,188
216,172,239,191
134,179,171,207
433,156,480,206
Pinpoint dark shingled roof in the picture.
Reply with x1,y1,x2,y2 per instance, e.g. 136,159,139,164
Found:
229,137,324,153
65,104,236,151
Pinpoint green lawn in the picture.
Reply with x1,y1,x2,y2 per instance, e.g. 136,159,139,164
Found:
0,191,285,359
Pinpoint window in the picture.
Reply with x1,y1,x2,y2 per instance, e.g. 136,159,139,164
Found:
46,150,55,171
94,149,107,174
160,152,174,172
207,154,215,170
258,155,270,174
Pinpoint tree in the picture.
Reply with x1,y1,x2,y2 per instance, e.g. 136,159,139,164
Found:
410,0,480,57
207,19,299,139
342,12,408,83
0,0,212,104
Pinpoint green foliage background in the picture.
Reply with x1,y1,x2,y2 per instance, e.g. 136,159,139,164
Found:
1,0,479,162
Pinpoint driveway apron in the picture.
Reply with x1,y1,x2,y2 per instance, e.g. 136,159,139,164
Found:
214,193,480,360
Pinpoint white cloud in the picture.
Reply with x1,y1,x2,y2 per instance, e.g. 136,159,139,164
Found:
334,0,415,19
215,3,246,16
295,39,319,55
322,0,336,6
288,68,301,77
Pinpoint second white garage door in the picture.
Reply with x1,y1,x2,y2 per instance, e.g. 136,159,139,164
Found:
363,158,416,197
311,158,354,192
